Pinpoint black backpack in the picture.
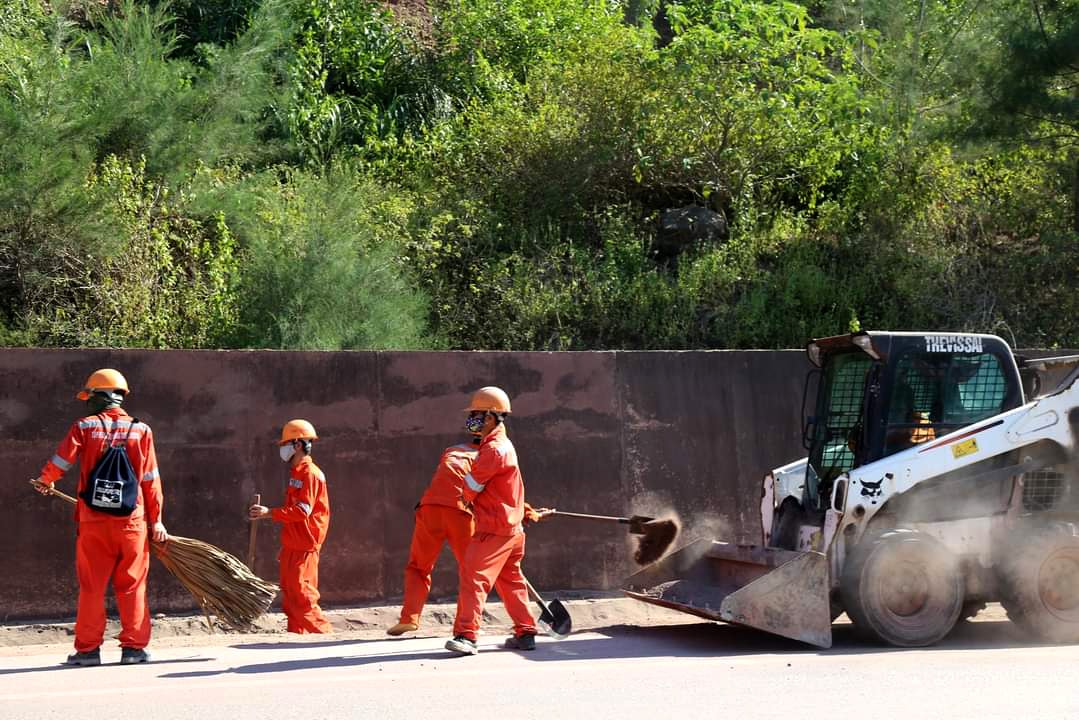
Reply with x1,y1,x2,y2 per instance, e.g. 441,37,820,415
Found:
79,415,140,516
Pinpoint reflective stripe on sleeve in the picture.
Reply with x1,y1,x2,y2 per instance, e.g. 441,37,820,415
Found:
51,454,73,471
296,502,312,516
464,473,485,493
142,469,159,482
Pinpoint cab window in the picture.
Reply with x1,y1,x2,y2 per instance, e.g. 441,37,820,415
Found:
809,351,873,495
885,352,1007,454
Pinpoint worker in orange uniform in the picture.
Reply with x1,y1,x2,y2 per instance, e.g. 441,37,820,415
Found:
387,440,479,636
389,435,553,637
33,369,168,666
249,419,332,634
445,387,552,655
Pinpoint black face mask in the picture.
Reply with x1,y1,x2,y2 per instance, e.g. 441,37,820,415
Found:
86,392,121,414
465,413,486,434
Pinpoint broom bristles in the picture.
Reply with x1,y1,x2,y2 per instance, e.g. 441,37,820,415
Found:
151,536,278,632
633,518,679,565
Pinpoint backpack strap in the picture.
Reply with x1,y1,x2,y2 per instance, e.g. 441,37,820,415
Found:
97,414,138,447
95,414,113,446
122,417,139,444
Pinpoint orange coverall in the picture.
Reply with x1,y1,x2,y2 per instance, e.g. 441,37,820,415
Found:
452,424,537,641
398,443,478,626
272,455,332,633
38,408,164,653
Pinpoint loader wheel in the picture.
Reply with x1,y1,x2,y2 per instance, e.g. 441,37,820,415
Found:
997,524,1079,642
840,529,963,647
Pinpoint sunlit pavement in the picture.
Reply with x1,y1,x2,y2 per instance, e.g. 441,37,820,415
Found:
2,620,1077,720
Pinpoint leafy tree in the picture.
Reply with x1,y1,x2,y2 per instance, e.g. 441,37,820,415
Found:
409,0,866,348
969,0,1079,232
214,167,431,349
50,156,239,348
286,0,447,165
1,0,1075,351
150,0,261,58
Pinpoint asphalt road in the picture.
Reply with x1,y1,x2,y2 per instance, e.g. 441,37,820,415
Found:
2,620,1077,720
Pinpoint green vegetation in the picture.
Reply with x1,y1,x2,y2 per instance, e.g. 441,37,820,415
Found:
0,0,1075,350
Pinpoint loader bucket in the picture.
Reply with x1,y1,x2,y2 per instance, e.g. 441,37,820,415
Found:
622,539,833,648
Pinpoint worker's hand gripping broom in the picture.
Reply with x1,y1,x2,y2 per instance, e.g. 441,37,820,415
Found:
31,479,278,632
547,511,680,565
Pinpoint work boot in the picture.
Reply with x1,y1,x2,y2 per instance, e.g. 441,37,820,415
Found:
387,622,419,637
444,636,478,655
64,648,101,667
120,647,150,665
504,633,537,651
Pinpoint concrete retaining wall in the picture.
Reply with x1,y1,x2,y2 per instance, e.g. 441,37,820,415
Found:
1,349,809,621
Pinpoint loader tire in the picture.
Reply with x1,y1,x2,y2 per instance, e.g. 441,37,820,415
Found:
997,524,1079,643
840,529,963,647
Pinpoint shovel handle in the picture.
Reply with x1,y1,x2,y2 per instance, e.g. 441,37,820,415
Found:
30,479,76,505
523,576,552,614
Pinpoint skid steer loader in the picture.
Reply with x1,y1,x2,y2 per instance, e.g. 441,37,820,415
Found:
624,331,1079,647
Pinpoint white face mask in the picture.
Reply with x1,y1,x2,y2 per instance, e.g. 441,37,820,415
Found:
279,444,296,463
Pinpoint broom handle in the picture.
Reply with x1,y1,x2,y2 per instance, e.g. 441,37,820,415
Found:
246,493,261,569
550,510,633,524
30,479,76,505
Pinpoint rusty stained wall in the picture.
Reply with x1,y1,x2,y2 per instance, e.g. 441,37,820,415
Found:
0,349,808,621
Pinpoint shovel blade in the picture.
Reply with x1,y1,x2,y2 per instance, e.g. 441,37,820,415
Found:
536,598,572,639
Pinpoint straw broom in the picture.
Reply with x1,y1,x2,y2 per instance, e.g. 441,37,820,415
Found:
31,480,278,632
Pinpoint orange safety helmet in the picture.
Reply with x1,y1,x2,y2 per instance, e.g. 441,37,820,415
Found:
279,419,318,446
464,386,512,414
76,369,129,401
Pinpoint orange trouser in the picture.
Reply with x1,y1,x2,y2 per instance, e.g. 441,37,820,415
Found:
279,548,332,634
74,520,151,653
452,531,536,641
399,504,474,625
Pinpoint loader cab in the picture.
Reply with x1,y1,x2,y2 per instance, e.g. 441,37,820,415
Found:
801,331,1024,512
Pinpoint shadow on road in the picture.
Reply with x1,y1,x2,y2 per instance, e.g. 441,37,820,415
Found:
523,619,1057,661
0,657,212,676
230,639,384,651
159,649,463,678
157,618,1066,679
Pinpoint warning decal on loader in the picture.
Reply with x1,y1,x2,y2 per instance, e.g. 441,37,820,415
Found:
951,438,979,459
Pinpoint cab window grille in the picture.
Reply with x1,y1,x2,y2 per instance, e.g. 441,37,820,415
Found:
886,352,1007,454
815,353,871,480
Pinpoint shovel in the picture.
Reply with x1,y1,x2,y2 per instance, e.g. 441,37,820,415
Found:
524,576,572,639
